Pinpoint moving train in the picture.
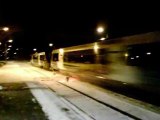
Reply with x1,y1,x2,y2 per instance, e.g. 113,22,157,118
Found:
31,32,160,86
31,52,46,68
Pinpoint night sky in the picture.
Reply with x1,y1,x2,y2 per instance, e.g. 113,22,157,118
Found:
0,1,159,59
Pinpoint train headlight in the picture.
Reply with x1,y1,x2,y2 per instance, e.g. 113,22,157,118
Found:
59,48,64,55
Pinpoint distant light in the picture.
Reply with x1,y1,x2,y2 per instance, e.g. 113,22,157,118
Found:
7,48,10,51
2,27,9,32
8,39,13,43
33,48,37,51
14,52,17,55
16,48,19,50
81,55,83,57
59,48,64,55
146,52,151,55
49,43,53,47
124,53,128,57
97,26,104,33
8,45,12,48
96,76,105,79
131,57,134,60
136,56,139,58
100,37,106,41
0,42,1,45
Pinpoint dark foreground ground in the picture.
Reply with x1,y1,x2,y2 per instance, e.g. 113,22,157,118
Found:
0,82,47,120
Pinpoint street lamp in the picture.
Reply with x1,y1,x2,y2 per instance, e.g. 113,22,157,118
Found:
97,26,104,34
33,48,37,52
4,39,13,61
2,27,9,32
8,39,13,43
96,25,108,40
49,43,53,47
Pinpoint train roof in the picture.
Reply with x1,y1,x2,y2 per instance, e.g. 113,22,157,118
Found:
52,31,160,53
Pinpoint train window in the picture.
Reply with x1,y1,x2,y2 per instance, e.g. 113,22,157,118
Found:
64,49,95,63
98,49,109,64
52,53,58,61
126,42,160,69
40,55,45,60
33,55,37,59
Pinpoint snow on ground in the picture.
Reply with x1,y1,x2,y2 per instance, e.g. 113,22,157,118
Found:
44,80,133,120
57,77,160,120
28,65,160,120
4,62,159,120
26,66,133,120
27,82,93,120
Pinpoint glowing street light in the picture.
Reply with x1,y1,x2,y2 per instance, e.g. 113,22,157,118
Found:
96,25,108,41
8,45,12,48
2,27,9,32
0,42,1,45
14,52,17,55
49,43,53,47
97,26,104,34
8,39,13,43
33,48,37,51
146,52,151,55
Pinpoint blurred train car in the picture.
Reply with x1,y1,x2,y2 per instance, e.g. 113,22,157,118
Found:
51,31,160,86
31,52,46,68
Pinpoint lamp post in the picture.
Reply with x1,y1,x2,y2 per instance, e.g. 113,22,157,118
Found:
4,39,13,61
33,48,37,52
0,27,10,61
48,43,54,69
97,26,104,34
2,27,9,32
49,43,53,47
96,26,108,41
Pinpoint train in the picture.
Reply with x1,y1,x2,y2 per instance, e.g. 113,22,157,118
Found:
31,31,160,86
31,52,46,68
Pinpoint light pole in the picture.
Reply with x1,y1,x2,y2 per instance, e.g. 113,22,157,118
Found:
97,26,104,34
4,39,13,61
48,43,53,69
33,48,37,52
2,27,9,32
96,26,108,41
49,43,53,47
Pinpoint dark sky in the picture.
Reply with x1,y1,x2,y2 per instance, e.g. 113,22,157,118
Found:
0,1,160,56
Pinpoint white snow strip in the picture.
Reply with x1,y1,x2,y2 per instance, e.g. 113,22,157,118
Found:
27,82,91,120
60,97,94,120
58,78,160,120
